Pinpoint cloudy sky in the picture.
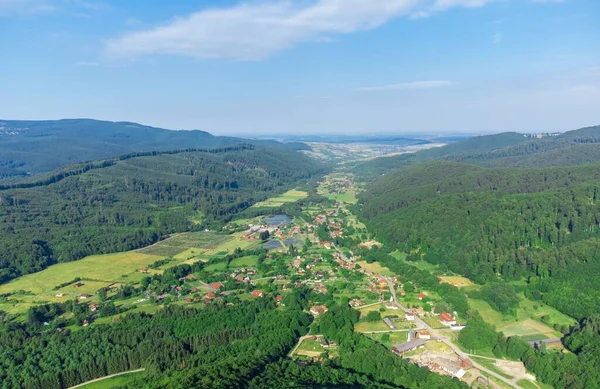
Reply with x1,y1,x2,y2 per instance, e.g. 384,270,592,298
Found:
0,0,598,134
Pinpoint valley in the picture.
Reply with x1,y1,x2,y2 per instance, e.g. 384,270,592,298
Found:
1,126,600,389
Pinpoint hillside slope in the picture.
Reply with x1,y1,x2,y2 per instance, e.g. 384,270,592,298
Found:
354,126,600,180
357,133,600,319
0,119,309,179
0,146,327,284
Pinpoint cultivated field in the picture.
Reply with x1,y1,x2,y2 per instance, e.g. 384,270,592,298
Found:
0,251,163,314
251,189,308,208
438,276,475,288
356,261,394,276
499,319,562,340
468,298,567,341
137,232,230,257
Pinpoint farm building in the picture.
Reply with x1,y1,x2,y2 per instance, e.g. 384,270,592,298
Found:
383,318,396,330
310,305,328,316
416,331,431,340
392,339,425,355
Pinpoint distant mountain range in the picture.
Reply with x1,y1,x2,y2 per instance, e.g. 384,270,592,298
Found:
258,134,470,145
0,119,309,179
353,125,600,180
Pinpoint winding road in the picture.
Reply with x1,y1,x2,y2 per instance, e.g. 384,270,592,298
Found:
383,277,531,388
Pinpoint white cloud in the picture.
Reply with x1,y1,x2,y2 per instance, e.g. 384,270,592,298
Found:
105,0,499,61
493,32,502,43
357,80,455,91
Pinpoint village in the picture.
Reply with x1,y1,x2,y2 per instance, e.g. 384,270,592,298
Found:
0,173,554,389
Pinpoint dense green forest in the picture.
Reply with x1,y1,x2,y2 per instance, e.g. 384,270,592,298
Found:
353,125,600,180
358,160,600,319
457,311,600,388
0,284,465,389
0,146,327,284
0,119,310,178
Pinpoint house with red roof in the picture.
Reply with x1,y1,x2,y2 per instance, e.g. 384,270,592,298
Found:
209,282,223,290
251,290,264,298
418,293,427,301
439,312,456,326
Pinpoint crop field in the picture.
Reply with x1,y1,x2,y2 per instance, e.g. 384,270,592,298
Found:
438,275,476,288
356,261,394,276
250,189,308,208
137,232,230,256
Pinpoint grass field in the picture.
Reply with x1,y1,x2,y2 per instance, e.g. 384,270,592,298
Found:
204,262,228,272
251,189,308,208
356,261,394,276
471,357,514,380
438,276,476,288
468,298,565,343
389,251,440,272
229,255,259,268
79,371,146,388
422,316,446,329
354,320,393,332
324,191,358,204
499,319,562,339
368,332,411,348
0,251,163,314
295,338,326,357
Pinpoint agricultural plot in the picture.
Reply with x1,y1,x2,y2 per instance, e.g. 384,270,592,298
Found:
438,276,475,288
324,191,358,204
354,319,394,332
137,232,230,257
0,251,162,314
499,319,562,340
250,190,308,208
229,255,259,268
356,261,394,276
469,298,565,342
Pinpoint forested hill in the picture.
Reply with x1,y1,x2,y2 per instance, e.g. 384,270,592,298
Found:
354,125,600,180
357,159,600,319
0,119,310,179
0,146,327,284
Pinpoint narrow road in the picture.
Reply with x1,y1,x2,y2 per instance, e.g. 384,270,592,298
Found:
383,277,526,389
67,368,145,389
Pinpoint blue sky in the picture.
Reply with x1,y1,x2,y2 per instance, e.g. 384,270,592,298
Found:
0,0,598,135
